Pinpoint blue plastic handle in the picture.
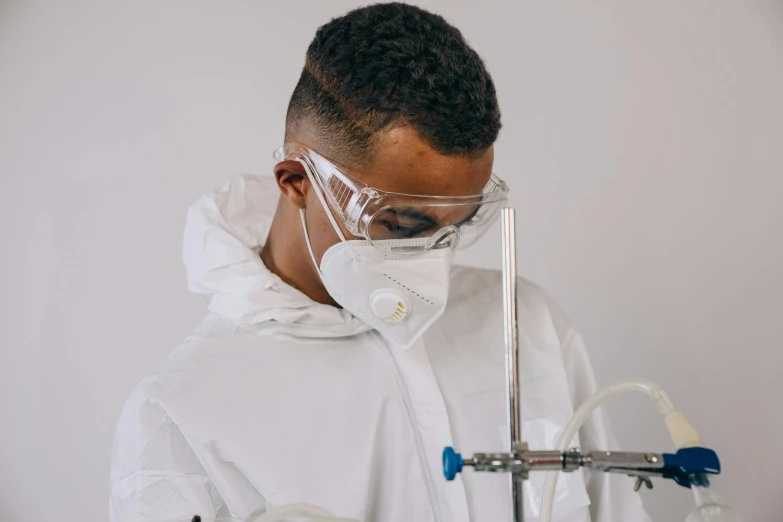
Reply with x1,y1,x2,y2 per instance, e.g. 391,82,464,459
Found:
662,447,721,488
443,447,463,481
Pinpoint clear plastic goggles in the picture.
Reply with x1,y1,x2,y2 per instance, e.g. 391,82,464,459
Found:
274,143,509,251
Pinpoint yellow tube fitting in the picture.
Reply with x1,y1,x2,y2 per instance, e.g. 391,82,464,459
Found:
665,411,703,449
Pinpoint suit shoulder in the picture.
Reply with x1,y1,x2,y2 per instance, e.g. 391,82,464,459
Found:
449,265,552,308
448,265,575,344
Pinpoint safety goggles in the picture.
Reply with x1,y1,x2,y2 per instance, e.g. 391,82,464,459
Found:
274,142,509,252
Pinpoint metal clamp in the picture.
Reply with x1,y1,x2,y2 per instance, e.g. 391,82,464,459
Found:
443,446,721,490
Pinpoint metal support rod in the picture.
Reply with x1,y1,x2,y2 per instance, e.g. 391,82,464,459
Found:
501,208,524,522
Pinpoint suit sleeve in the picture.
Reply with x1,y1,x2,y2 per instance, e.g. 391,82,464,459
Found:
560,329,652,522
541,291,652,522
109,385,225,522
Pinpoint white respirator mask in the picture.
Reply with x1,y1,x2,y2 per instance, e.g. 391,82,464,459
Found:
299,202,454,351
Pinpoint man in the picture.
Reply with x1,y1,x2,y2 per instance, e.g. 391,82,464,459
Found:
110,4,650,521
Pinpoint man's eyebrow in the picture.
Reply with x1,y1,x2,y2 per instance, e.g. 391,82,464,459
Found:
387,205,481,227
385,207,438,226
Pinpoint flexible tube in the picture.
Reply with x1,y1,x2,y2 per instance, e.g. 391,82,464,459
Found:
539,379,674,522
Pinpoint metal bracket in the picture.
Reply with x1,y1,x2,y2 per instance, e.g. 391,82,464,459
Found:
443,446,721,490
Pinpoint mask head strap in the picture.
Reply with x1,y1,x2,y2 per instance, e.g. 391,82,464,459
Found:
299,208,324,277
296,159,358,275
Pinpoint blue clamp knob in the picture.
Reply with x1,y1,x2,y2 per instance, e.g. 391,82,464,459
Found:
443,447,464,481
662,447,721,488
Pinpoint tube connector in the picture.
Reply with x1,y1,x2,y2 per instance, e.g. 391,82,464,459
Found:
665,411,703,449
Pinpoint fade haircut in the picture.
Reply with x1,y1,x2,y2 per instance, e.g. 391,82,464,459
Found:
285,2,502,166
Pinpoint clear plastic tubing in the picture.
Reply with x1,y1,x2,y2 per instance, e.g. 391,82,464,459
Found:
539,379,675,522
685,479,744,522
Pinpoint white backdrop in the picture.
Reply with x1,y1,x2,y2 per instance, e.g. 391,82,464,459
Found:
2,1,782,521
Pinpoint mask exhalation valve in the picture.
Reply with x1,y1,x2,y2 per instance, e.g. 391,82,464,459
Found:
370,289,411,324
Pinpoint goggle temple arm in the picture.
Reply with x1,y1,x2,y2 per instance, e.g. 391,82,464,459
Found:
295,159,360,261
425,225,460,251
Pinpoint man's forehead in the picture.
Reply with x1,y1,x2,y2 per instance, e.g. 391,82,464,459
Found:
362,127,494,196
289,124,495,196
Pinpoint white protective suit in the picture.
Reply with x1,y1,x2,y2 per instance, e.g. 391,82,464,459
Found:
109,175,650,522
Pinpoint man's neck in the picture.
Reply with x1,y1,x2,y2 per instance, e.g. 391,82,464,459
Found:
260,212,338,307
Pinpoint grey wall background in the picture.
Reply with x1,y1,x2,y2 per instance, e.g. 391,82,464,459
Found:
2,1,782,521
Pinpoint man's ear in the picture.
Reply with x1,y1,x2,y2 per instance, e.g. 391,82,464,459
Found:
274,160,309,209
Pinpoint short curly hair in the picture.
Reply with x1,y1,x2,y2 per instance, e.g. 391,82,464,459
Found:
285,2,501,165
